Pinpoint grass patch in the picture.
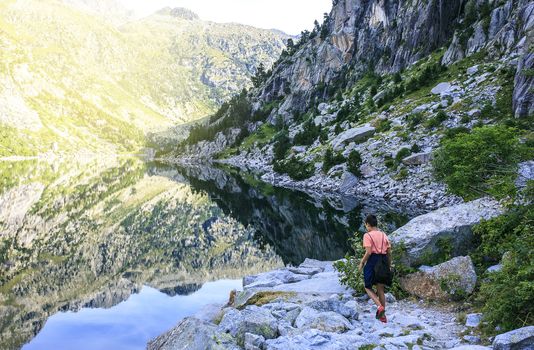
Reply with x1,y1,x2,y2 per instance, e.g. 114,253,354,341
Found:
238,291,296,309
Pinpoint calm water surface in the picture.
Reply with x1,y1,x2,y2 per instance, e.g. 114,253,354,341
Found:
0,157,411,350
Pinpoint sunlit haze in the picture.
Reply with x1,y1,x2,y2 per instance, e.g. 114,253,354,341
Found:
118,0,332,34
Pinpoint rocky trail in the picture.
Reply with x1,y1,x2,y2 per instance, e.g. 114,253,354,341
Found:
148,259,521,350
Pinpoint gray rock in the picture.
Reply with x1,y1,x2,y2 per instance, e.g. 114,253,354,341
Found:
493,326,534,350
431,82,452,95
463,335,481,344
331,126,375,151
339,171,359,192
400,256,477,301
448,346,491,350
467,109,481,118
512,4,534,118
516,161,534,189
287,266,323,276
390,198,503,266
193,303,224,323
295,307,353,333
486,264,503,273
272,271,351,294
466,313,482,328
402,152,432,166
147,317,239,350
218,306,279,343
244,333,265,350
467,65,479,75
305,298,359,320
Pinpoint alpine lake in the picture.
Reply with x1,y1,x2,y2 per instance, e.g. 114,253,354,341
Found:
0,157,413,350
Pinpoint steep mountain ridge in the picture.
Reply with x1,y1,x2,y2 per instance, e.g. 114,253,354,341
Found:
174,0,533,211
0,1,287,157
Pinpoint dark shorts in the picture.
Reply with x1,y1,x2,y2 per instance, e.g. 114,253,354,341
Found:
364,253,387,289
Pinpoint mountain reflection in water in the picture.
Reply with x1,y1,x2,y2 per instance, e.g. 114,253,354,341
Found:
0,157,410,349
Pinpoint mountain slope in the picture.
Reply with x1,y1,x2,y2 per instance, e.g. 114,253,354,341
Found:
0,1,287,157
175,0,533,210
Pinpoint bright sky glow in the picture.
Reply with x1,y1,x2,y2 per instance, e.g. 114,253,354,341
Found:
118,0,332,34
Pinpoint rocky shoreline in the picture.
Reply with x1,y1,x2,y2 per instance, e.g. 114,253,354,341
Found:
147,197,533,350
147,258,533,350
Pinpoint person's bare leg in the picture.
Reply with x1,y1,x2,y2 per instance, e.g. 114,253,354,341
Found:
376,284,386,309
365,287,382,307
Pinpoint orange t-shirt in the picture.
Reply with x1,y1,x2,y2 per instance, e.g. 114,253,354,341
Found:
363,230,390,254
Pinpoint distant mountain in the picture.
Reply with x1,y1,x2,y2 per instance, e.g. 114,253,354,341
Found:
0,1,287,156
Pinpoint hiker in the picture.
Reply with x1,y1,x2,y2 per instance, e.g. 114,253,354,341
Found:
358,214,392,323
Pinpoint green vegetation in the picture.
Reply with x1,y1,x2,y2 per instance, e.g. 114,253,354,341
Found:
186,90,252,145
471,205,534,334
425,110,448,129
273,131,291,161
294,118,322,146
237,291,296,309
433,125,528,200
322,148,345,173
347,150,363,177
334,233,411,299
273,157,314,181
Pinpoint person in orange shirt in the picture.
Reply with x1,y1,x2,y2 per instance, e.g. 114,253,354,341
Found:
358,214,392,323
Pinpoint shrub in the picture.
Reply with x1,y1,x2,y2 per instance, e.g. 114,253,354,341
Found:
406,113,423,129
294,119,321,145
395,168,409,180
273,132,291,161
425,110,448,129
410,143,421,153
334,236,365,294
384,156,397,170
476,205,534,334
273,157,314,181
334,234,412,299
471,205,533,269
347,150,362,176
323,148,345,173
375,119,392,133
395,148,412,164
443,126,469,140
433,125,523,200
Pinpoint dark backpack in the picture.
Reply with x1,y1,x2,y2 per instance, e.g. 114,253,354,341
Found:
367,232,394,286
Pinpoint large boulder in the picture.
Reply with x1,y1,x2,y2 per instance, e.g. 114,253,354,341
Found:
493,326,534,350
331,126,375,151
147,317,239,350
389,198,503,266
399,256,477,301
402,152,432,166
218,306,279,344
295,307,353,333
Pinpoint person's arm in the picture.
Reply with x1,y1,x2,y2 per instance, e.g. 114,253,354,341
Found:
386,246,392,268
359,246,372,271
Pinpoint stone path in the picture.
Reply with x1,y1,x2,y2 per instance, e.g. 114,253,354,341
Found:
149,259,491,350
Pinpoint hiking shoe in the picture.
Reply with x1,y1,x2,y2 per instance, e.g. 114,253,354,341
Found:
379,314,388,323
376,306,385,320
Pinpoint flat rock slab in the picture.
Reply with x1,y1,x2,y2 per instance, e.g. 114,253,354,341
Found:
493,325,534,350
402,152,432,166
331,126,375,151
272,272,351,294
390,198,503,266
147,318,239,350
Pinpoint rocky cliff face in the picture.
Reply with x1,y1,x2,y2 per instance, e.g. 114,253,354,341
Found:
177,0,533,210
256,0,532,117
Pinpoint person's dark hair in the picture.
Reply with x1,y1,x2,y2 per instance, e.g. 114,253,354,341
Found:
364,214,378,227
